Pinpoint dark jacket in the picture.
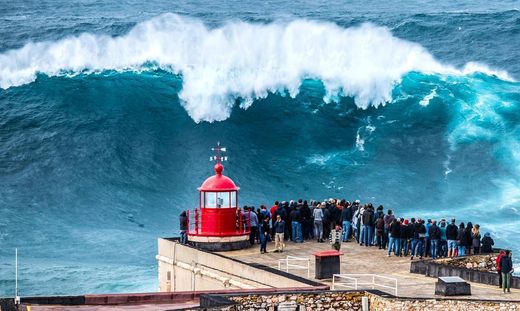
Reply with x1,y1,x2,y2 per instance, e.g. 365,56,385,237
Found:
179,211,188,231
274,220,285,233
390,222,401,238
406,223,415,239
341,206,353,222
428,224,441,240
400,224,408,239
501,256,513,274
375,218,385,234
446,223,458,240
362,209,374,226
260,221,270,236
456,228,465,243
481,236,494,253
290,209,302,223
414,222,426,238
461,228,472,247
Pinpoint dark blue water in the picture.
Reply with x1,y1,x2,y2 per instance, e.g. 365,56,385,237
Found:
0,0,519,296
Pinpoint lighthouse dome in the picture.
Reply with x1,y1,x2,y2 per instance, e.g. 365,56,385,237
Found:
198,163,239,191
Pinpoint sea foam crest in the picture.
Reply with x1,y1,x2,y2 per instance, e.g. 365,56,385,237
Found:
0,14,512,122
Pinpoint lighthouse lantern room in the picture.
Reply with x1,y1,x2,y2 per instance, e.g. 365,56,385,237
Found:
187,143,251,251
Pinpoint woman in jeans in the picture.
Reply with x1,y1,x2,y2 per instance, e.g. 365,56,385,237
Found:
471,224,481,255
313,203,324,242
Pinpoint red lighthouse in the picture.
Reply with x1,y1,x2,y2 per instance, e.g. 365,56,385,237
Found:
187,143,251,251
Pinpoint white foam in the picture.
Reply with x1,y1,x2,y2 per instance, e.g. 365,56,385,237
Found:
0,14,513,122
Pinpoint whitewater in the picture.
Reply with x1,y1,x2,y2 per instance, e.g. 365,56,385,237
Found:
0,14,512,122
1,1,519,296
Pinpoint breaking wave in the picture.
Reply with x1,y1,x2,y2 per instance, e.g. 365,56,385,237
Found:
0,13,513,122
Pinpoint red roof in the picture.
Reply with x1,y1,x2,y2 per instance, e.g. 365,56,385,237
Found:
198,163,239,191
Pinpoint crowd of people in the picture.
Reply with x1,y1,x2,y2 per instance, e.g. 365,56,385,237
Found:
179,198,514,293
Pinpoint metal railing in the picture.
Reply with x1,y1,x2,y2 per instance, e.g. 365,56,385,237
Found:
278,256,310,278
332,274,398,296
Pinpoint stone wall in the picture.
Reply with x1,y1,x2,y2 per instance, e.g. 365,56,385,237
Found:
439,254,497,272
220,292,365,311
369,295,520,311
410,256,520,288
203,291,520,311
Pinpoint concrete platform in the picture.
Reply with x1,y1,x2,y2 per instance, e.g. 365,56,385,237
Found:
218,240,520,301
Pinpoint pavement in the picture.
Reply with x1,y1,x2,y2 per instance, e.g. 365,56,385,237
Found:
218,238,520,301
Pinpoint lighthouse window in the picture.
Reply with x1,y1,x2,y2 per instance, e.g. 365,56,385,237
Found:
205,192,217,208
217,192,230,208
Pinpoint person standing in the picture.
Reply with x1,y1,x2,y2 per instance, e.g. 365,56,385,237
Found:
375,215,385,249
259,217,270,254
411,219,426,260
361,204,374,247
246,207,259,245
270,201,280,239
313,203,324,242
341,202,353,242
496,250,505,288
330,225,342,251
457,222,466,256
472,224,481,255
439,219,448,257
387,219,400,257
501,250,513,293
179,211,188,244
383,210,395,250
290,207,303,243
446,219,458,257
274,214,285,252
428,220,441,259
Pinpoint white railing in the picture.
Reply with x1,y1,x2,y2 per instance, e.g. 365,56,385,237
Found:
278,256,310,278
332,274,398,296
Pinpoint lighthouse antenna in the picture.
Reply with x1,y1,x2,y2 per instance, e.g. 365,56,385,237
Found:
210,142,227,164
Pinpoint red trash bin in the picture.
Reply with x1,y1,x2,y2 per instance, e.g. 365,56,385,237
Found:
313,250,343,279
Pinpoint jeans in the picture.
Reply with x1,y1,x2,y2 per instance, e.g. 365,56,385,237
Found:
431,239,440,259
502,272,511,291
249,226,257,245
180,231,188,244
458,245,466,256
342,221,351,241
314,220,323,240
400,238,408,256
362,225,374,246
388,236,400,255
412,238,424,257
292,221,302,242
260,232,267,252
440,240,448,257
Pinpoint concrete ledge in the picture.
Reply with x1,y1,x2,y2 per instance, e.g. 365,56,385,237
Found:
410,258,520,288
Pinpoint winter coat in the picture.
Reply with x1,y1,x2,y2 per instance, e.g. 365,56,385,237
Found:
428,224,441,240
390,222,401,238
501,256,513,274
446,223,458,240
472,231,481,248
341,206,353,222
481,236,494,253
179,211,188,231
362,209,374,226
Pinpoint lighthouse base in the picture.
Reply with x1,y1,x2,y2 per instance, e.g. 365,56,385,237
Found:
188,234,251,252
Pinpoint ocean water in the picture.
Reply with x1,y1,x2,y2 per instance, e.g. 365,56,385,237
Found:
0,0,519,296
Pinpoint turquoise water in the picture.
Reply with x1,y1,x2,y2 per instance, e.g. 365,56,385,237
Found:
0,0,519,296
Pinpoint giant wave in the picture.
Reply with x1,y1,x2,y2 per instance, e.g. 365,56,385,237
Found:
0,13,513,122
